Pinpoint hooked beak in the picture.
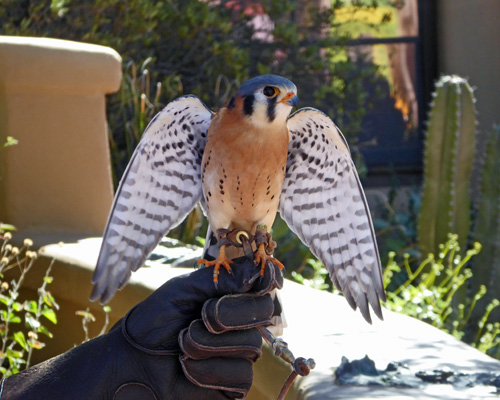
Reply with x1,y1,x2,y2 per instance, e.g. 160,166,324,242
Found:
280,92,299,107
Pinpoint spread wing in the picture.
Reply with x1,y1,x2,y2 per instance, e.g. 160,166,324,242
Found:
280,108,386,323
91,95,213,303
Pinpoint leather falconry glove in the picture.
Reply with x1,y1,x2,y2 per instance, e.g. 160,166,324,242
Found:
2,258,283,400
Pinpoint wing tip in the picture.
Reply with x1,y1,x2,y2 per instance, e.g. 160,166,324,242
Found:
90,282,115,305
89,284,103,304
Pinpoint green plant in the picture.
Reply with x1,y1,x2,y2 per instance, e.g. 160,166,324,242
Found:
373,183,420,259
417,75,477,257
0,232,59,377
75,306,111,343
290,257,331,292
3,136,18,148
383,234,500,358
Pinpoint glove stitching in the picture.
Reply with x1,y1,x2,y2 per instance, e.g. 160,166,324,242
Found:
113,382,159,400
178,355,249,397
122,306,179,356
202,300,226,334
180,324,262,361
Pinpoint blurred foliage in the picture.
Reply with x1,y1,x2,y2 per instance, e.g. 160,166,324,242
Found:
372,182,420,262
0,0,392,180
0,231,59,377
384,234,500,359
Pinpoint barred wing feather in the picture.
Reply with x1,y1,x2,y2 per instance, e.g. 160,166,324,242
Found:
280,108,386,323
91,95,213,303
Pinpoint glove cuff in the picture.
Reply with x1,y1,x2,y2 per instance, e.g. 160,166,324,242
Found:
121,306,179,356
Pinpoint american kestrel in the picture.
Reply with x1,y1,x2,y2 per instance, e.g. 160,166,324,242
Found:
91,75,386,323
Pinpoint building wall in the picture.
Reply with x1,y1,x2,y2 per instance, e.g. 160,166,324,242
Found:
438,0,500,133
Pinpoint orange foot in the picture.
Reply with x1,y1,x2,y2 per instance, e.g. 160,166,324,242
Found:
254,242,285,276
197,244,234,286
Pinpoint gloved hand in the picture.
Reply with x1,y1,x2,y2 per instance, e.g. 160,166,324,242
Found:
2,258,283,400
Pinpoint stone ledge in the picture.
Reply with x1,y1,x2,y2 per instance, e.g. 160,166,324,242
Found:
0,36,122,94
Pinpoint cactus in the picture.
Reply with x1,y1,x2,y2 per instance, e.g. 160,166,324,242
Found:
418,75,477,257
472,126,500,291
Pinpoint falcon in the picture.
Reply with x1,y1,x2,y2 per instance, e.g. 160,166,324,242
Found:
91,75,386,323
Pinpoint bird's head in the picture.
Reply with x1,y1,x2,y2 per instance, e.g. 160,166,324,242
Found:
227,75,298,127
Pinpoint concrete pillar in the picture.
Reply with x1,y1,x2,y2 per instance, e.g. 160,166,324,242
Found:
0,36,122,240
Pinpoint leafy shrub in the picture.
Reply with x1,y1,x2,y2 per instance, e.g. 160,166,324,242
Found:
384,234,500,359
0,230,59,377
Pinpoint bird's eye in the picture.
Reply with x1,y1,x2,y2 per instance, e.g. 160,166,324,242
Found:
263,86,279,97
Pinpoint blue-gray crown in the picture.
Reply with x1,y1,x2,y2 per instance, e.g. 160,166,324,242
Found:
237,75,296,96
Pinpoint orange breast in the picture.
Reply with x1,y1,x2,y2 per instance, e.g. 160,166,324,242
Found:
201,108,289,232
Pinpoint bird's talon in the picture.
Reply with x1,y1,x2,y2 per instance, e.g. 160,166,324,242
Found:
254,242,284,276
197,245,234,285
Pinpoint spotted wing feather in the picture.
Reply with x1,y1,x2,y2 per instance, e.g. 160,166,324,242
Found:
91,95,213,303
280,108,386,323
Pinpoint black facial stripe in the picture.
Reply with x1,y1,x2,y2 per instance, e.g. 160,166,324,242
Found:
243,94,254,116
227,96,236,109
267,96,277,122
